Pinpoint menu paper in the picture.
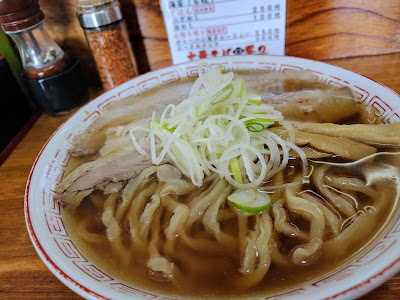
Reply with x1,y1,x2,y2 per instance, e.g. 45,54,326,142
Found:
160,0,287,64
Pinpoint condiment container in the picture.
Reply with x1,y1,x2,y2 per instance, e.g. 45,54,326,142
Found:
0,0,89,114
77,0,138,90
0,27,32,105
0,55,33,158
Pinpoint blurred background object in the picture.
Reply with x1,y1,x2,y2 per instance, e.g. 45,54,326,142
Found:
0,28,35,165
286,0,400,60
159,0,287,64
76,0,138,90
0,0,89,115
0,0,398,164
37,0,399,77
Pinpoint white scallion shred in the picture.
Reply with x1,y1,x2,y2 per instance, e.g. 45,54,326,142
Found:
127,62,307,189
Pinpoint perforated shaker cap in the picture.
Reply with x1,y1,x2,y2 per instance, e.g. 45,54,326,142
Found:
76,0,123,29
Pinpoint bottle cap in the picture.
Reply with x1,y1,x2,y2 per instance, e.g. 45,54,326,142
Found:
0,0,44,32
76,0,123,29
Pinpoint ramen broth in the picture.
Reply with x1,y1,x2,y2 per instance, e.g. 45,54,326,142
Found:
58,69,400,298
62,151,400,298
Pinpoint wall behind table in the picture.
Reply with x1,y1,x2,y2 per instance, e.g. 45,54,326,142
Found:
286,0,400,59
39,0,400,83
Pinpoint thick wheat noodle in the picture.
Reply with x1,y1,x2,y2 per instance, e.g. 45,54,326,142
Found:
116,166,159,222
270,170,309,240
138,194,161,239
117,161,394,288
203,182,236,247
101,193,132,263
270,231,292,266
146,204,162,258
138,182,165,236
71,155,399,291
102,193,120,241
186,178,227,227
128,182,158,245
324,211,374,258
162,194,190,240
160,179,196,197
234,213,273,289
236,213,249,258
160,179,195,240
239,227,258,274
181,232,228,254
300,192,342,236
312,165,357,217
218,208,237,221
272,199,308,240
325,176,378,199
68,151,400,292
285,186,325,265
184,186,204,204
146,204,181,284
329,185,359,208
188,175,219,207
324,178,390,258
162,238,177,262
164,241,236,275
293,238,323,265
271,170,284,200
77,216,103,243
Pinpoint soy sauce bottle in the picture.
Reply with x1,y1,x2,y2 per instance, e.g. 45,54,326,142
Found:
0,0,89,114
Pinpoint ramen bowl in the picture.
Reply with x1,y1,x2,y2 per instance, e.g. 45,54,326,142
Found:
25,55,400,299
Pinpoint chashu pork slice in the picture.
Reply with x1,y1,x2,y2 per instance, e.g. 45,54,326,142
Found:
242,70,363,123
56,128,158,209
71,79,194,157
260,87,362,123
57,80,195,208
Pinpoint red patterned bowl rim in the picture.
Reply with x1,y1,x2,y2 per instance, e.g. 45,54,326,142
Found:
25,55,400,300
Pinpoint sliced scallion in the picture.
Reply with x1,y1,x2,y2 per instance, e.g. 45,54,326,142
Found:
233,77,245,98
211,84,234,104
162,123,176,133
227,188,255,205
229,157,243,184
244,118,274,132
248,93,262,105
233,190,271,213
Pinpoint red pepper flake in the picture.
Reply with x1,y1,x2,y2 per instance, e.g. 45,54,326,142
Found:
85,20,138,90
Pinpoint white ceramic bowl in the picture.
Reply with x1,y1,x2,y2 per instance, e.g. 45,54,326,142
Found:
25,55,400,300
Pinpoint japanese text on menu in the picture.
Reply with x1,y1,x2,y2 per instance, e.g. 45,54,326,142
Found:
160,0,286,64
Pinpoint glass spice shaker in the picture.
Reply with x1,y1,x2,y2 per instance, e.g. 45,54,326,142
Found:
0,0,89,114
77,0,138,90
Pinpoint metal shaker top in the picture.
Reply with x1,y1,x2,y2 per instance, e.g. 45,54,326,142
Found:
76,0,123,29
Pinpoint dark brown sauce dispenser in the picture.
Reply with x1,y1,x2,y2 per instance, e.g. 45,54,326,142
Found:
0,0,89,114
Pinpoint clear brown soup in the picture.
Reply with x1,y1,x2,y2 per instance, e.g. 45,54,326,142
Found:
62,152,400,298
60,72,400,298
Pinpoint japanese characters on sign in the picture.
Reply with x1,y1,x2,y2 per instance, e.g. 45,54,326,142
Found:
160,0,286,64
